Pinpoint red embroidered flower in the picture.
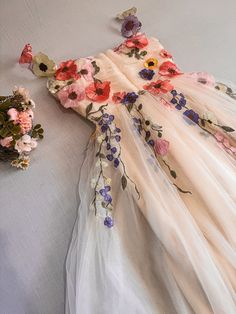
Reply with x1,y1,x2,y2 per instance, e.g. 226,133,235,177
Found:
125,33,148,49
19,44,33,64
85,81,111,102
143,79,174,95
55,60,80,81
160,49,172,59
112,92,126,104
159,61,182,77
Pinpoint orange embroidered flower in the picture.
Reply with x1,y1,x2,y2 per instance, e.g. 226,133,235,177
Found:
125,33,148,49
160,49,172,59
55,60,80,81
144,79,174,95
19,44,33,64
85,81,111,102
112,92,126,104
159,61,182,77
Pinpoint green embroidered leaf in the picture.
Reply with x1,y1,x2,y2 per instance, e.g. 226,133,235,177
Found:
99,153,106,159
121,175,127,190
138,104,143,110
221,126,235,132
127,103,134,112
86,103,93,117
138,90,145,95
140,50,147,56
170,170,177,179
91,61,100,75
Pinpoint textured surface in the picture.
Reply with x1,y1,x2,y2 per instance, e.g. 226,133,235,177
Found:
0,1,235,313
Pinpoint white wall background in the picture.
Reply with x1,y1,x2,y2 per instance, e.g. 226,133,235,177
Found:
0,1,235,313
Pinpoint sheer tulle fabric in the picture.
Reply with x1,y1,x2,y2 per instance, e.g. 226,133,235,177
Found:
54,39,236,314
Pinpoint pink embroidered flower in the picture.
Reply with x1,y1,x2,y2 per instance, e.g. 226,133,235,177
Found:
85,81,110,102
144,79,174,95
19,44,33,64
159,61,182,77
125,33,148,49
214,131,236,155
112,92,126,104
57,83,85,108
55,60,80,81
17,111,33,134
7,108,19,121
160,49,172,59
154,139,170,156
186,72,215,86
0,136,13,148
76,58,94,81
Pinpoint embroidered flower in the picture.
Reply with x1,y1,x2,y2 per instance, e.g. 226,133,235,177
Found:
122,92,138,104
32,52,56,77
47,78,70,94
154,139,170,156
202,111,218,124
55,60,79,81
125,33,148,49
121,15,141,38
104,216,114,228
214,131,236,155
159,61,182,77
116,7,137,20
139,69,155,80
19,44,33,64
144,58,158,70
183,109,199,124
160,49,172,59
112,91,126,104
144,80,174,95
187,72,215,86
170,90,187,110
57,83,85,108
76,58,94,81
85,81,110,102
15,135,37,154
0,136,13,148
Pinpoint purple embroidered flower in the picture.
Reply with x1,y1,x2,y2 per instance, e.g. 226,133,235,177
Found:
183,109,199,124
139,69,155,80
122,92,138,104
121,15,142,38
115,135,121,142
170,90,187,110
104,216,114,228
106,154,114,161
114,158,120,168
99,186,112,204
111,147,117,154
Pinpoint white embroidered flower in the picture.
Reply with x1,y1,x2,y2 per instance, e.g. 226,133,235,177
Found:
47,77,70,95
202,111,218,124
15,135,37,154
105,177,112,185
97,135,105,144
91,178,97,188
11,156,30,170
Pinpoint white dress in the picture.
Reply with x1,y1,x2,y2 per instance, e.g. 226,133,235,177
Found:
47,34,236,314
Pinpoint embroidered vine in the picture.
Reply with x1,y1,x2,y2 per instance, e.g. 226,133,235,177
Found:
86,103,140,228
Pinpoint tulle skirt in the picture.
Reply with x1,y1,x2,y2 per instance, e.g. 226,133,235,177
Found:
65,73,236,314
